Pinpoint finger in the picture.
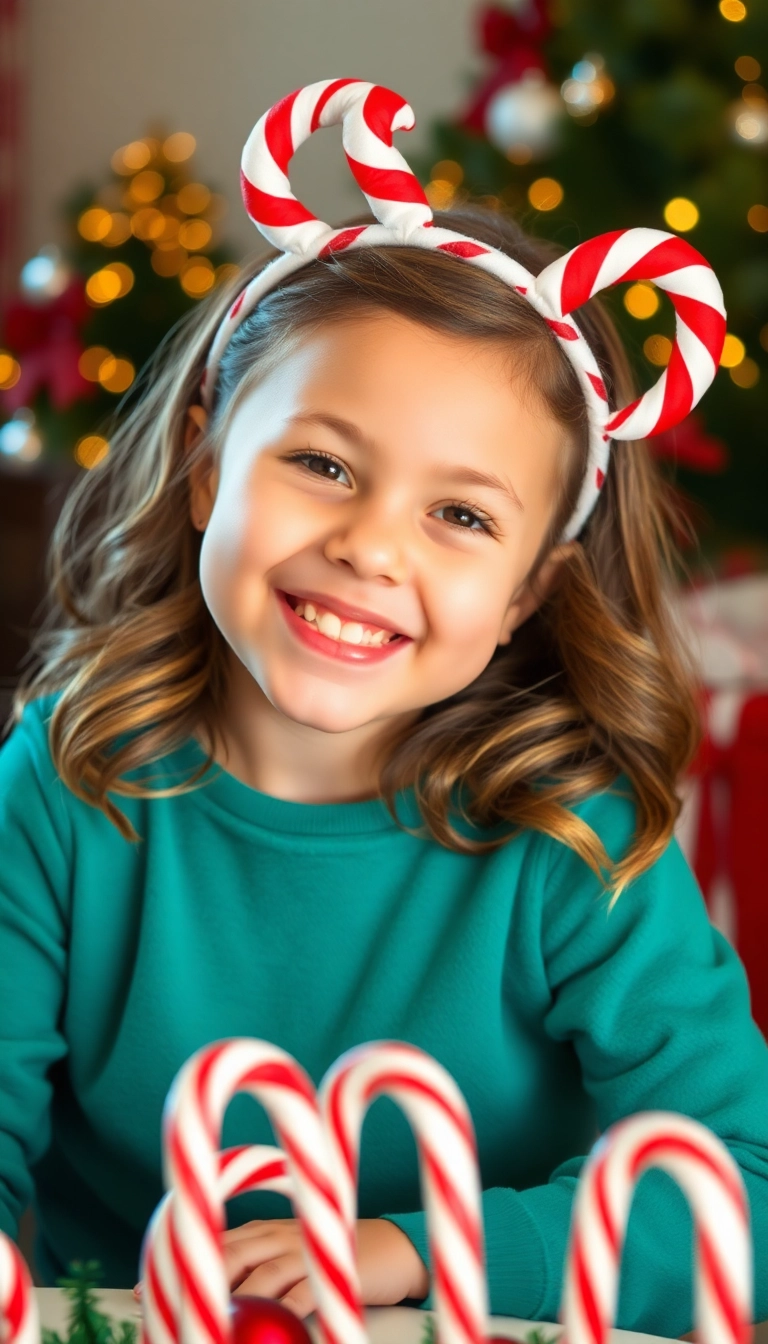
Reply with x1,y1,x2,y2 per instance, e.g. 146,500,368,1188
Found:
279,1278,315,1321
233,1252,308,1301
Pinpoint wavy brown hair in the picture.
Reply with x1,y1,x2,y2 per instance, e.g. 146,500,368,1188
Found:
12,206,702,900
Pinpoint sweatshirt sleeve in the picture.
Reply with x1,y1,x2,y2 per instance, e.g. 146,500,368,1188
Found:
0,700,71,1242
382,784,768,1334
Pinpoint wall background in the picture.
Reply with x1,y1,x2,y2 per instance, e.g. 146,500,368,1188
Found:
24,0,481,265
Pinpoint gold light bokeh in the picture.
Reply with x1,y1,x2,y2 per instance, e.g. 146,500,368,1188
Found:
129,170,165,204
735,55,761,80
730,357,760,387
644,335,673,366
180,256,215,296
720,0,747,19
178,218,213,250
78,207,113,242
75,435,110,468
528,178,564,211
131,207,166,241
425,180,455,209
215,263,241,287
151,247,187,277
624,283,660,319
86,262,134,305
0,352,21,389
103,212,132,246
720,334,746,367
98,357,135,393
430,160,464,188
747,204,768,231
78,346,112,381
177,182,211,215
163,132,196,162
111,140,151,174
663,197,700,231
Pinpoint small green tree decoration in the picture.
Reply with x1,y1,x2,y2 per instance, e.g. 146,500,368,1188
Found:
41,1261,137,1344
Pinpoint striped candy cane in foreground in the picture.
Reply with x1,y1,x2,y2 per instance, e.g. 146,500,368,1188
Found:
141,1143,293,1344
319,1041,488,1344
561,1111,753,1344
152,1039,366,1344
0,1233,39,1344
200,77,727,544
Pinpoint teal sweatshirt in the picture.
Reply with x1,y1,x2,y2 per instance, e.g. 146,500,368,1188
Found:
1,697,767,1334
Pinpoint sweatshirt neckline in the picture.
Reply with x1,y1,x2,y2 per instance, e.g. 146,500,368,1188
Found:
165,736,427,837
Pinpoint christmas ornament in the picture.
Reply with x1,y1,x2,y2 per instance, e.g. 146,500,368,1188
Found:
484,69,562,159
0,276,92,413
19,245,71,302
199,78,726,544
460,2,552,135
229,1297,312,1344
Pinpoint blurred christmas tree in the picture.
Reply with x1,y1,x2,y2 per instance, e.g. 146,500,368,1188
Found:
421,0,768,569
0,127,239,471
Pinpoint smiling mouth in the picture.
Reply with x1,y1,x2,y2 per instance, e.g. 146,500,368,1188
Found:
283,592,404,646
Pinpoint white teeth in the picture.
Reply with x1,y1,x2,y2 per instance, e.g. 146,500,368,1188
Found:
293,598,394,646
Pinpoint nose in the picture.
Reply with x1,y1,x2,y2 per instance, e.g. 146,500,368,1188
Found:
322,492,412,584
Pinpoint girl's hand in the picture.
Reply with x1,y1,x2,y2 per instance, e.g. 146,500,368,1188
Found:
223,1216,429,1319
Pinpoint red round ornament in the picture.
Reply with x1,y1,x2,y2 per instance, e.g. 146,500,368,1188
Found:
229,1294,313,1344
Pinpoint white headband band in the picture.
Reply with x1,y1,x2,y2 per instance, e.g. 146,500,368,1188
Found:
200,78,727,543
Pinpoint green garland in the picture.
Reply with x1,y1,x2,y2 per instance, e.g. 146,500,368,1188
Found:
421,1317,561,1344
42,1262,137,1344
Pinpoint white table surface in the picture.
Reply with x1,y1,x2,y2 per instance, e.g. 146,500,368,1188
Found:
34,1287,674,1344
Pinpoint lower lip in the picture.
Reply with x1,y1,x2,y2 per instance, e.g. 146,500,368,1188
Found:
276,589,412,664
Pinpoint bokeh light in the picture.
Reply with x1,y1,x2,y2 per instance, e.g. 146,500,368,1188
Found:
720,0,747,19
720,333,746,367
151,247,187,277
735,55,761,80
98,357,135,393
129,170,165,204
528,178,564,210
0,352,21,389
163,132,196,162
730,357,760,387
623,282,660,319
747,204,768,231
177,182,211,215
215,263,241,287
103,212,132,246
180,256,215,296
131,207,166,241
431,160,464,188
75,435,110,468
663,197,699,230
78,207,113,242
86,262,134,305
178,219,213,250
78,346,112,381
644,335,673,366
111,140,151,174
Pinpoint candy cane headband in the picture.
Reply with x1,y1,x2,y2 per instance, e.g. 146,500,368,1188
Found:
201,78,727,543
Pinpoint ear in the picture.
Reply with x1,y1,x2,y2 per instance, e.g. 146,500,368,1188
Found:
497,540,579,646
185,405,219,531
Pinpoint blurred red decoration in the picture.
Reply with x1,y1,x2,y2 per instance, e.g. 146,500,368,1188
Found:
229,1295,313,1344
650,412,729,474
460,1,552,133
0,277,93,412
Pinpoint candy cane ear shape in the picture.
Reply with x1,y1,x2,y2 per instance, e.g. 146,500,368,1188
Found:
534,228,727,441
0,1233,39,1344
240,77,433,256
561,1111,753,1344
319,1041,489,1344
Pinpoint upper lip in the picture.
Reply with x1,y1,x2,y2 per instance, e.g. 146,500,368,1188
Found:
279,587,411,638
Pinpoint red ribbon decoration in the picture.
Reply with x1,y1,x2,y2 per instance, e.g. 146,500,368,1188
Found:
459,1,553,134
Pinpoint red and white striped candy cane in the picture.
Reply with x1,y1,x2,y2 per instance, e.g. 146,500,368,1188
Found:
155,1039,366,1344
141,1144,293,1344
200,77,727,546
0,1234,39,1344
561,1111,753,1344
319,1041,488,1344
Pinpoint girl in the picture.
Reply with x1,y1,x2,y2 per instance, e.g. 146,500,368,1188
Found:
1,80,767,1340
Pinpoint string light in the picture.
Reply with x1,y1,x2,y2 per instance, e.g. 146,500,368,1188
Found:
663,197,699,231
131,207,165,240
176,182,211,214
128,169,165,204
730,357,760,387
78,346,112,380
178,219,213,250
0,351,21,389
74,434,109,468
561,52,615,120
97,356,135,393
528,177,564,210
111,140,151,174
720,334,746,367
102,212,132,246
179,255,215,296
644,335,672,366
623,282,660,319
719,0,747,19
78,207,113,242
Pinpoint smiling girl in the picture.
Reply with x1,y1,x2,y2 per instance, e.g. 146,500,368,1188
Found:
1,81,767,1339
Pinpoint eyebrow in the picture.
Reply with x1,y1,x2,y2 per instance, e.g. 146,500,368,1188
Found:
291,412,524,511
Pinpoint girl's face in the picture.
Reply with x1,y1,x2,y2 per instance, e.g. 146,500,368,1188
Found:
189,311,576,750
